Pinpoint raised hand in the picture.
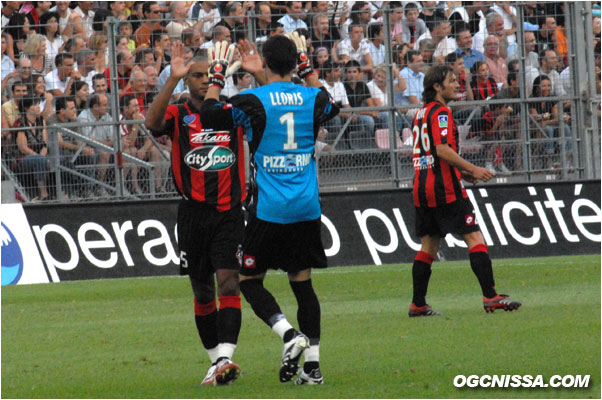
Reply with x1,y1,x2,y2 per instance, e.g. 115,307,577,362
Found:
287,31,314,80
208,40,238,89
237,39,263,75
170,42,191,80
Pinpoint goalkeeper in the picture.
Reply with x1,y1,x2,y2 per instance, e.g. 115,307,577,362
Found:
201,33,339,385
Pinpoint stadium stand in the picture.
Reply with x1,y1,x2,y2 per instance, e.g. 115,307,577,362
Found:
0,1,599,202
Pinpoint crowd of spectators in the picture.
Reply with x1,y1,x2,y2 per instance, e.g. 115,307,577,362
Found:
1,1,600,201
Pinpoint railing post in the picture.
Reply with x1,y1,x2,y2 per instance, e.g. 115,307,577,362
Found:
382,4,400,187
107,16,124,197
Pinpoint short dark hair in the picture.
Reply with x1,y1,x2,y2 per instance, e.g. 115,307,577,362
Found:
18,95,41,114
507,70,517,86
55,96,76,112
367,23,382,41
404,2,418,14
92,73,106,84
405,49,421,65
11,80,27,94
135,48,154,64
454,22,471,40
445,52,462,64
120,93,137,111
422,64,453,103
262,35,297,77
92,8,112,32
150,29,167,48
143,1,158,16
320,60,340,79
348,21,364,35
55,53,74,68
88,93,104,109
345,59,361,71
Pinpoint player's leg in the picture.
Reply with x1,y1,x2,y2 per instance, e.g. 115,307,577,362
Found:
209,207,245,384
463,231,521,313
189,275,222,385
409,235,442,317
289,269,323,385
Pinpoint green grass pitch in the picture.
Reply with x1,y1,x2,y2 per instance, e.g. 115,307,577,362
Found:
2,255,600,399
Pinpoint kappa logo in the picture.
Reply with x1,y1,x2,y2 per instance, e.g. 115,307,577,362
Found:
465,214,475,226
243,255,256,269
438,115,448,128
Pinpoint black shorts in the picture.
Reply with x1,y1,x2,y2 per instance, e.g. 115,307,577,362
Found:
240,213,327,276
177,199,243,281
415,197,480,238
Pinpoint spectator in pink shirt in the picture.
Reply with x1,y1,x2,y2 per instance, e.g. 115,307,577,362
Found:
483,35,507,87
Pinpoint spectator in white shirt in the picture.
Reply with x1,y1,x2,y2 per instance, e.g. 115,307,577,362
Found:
414,19,457,62
490,3,517,45
190,1,220,38
39,12,64,70
278,1,307,34
473,12,507,59
367,65,406,131
337,22,373,75
44,53,79,97
367,22,386,67
73,1,95,37
166,1,193,41
318,60,352,148
200,25,231,49
526,48,566,96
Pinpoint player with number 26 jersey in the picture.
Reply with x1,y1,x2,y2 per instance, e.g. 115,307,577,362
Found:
412,101,468,208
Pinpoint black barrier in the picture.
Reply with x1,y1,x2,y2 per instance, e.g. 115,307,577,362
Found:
16,181,601,283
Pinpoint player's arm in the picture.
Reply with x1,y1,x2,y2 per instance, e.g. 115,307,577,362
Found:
288,32,323,89
146,42,191,133
436,144,494,182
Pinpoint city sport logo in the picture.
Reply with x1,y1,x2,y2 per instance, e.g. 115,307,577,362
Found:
185,146,236,171
1,222,24,285
438,115,448,128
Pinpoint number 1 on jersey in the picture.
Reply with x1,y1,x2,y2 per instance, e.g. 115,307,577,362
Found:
280,112,298,150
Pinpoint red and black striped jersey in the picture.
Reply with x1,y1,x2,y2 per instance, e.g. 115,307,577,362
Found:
151,100,246,212
471,76,498,101
412,101,468,208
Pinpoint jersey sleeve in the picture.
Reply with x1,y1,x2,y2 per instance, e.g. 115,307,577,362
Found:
228,94,266,152
314,87,340,125
150,104,177,139
430,107,451,146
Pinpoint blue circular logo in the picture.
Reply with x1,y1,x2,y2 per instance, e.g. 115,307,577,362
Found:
1,222,24,285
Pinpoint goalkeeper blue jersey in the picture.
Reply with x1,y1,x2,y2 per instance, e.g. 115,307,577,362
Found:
201,81,339,223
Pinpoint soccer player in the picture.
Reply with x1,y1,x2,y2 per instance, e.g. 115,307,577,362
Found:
144,43,259,386
201,34,339,384
409,64,522,317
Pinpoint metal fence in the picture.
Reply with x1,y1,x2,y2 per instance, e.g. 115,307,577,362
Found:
1,2,599,203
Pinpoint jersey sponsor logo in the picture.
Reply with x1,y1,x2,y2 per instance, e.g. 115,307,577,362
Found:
243,255,256,269
190,129,231,144
185,146,236,171
441,128,448,136
262,153,312,173
465,214,476,226
438,115,448,128
183,114,196,125
413,154,434,170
